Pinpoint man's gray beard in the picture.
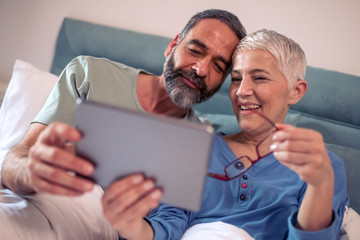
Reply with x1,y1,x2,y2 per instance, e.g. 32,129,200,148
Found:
163,51,220,109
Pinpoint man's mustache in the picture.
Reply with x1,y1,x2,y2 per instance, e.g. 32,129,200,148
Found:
172,69,207,91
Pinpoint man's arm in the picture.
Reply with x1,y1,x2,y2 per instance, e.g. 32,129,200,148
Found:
1,122,95,196
1,123,45,194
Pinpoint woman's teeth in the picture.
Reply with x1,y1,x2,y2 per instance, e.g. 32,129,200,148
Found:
240,105,261,110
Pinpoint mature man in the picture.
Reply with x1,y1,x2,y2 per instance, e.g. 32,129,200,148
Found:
1,9,246,239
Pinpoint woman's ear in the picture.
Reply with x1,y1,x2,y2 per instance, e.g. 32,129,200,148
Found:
164,34,180,58
288,79,307,105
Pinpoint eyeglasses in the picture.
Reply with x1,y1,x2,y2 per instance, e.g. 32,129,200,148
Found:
208,111,279,181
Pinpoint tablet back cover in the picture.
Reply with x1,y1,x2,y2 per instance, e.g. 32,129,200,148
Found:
75,100,214,211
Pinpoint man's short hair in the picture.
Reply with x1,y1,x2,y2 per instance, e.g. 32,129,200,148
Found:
179,9,247,42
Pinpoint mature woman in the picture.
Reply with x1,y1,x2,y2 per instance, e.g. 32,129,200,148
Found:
103,29,348,240
178,29,348,239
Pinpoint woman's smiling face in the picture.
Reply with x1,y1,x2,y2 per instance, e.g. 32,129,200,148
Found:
229,49,294,134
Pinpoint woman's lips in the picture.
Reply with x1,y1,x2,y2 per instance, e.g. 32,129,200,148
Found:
238,104,262,115
240,104,261,111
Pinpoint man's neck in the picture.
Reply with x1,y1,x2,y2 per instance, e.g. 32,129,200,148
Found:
136,73,189,118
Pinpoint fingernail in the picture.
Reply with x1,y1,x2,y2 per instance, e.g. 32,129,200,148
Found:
143,181,155,190
66,171,76,176
270,143,277,151
151,190,162,199
132,175,143,184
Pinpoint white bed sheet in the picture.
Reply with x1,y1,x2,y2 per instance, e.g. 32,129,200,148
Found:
0,150,117,240
0,184,117,239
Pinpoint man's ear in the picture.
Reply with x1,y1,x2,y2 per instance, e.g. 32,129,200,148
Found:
164,34,180,58
288,79,307,105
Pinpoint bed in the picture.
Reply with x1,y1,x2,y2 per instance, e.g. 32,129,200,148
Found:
0,17,359,239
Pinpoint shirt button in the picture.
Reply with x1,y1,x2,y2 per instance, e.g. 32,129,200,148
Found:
240,195,246,200
241,183,247,188
242,175,248,180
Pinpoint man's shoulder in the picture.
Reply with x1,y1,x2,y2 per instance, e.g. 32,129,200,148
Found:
70,55,137,71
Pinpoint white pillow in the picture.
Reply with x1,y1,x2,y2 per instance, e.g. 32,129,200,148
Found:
0,60,58,151
0,60,119,239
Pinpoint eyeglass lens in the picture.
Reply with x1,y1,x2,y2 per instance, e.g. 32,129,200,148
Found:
225,156,252,178
209,112,278,180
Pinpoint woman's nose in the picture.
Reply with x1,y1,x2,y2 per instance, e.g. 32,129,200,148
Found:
236,78,253,96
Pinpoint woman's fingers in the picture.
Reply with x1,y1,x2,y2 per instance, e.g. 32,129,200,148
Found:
101,174,162,236
272,123,333,186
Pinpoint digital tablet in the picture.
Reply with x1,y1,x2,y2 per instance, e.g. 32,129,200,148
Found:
75,99,215,211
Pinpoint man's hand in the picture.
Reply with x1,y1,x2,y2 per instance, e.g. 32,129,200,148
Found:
28,122,95,196
102,174,163,240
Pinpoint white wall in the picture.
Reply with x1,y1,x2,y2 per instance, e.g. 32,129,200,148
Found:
1,0,359,85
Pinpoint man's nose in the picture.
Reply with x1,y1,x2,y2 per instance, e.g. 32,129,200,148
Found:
191,60,209,77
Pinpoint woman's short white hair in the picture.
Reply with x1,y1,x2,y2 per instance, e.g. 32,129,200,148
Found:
235,29,307,89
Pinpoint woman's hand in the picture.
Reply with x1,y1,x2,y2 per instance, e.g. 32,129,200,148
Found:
102,174,163,240
271,123,334,231
271,123,334,187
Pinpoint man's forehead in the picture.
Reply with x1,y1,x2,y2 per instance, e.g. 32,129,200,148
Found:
183,19,239,58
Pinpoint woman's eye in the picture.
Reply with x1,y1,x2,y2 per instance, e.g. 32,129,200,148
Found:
254,76,266,80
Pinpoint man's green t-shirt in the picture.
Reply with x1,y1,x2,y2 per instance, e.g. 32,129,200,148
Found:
34,56,199,126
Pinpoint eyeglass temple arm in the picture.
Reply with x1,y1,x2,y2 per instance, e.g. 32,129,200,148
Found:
253,111,277,128
207,172,230,181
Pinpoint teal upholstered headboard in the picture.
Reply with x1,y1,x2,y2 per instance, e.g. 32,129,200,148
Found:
51,18,360,150
51,18,171,76
50,18,360,212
